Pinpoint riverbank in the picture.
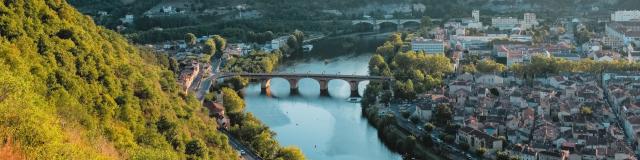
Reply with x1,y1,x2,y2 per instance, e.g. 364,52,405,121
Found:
361,89,444,160
218,33,402,159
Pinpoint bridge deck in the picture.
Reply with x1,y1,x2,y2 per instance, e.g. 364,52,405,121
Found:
217,72,392,81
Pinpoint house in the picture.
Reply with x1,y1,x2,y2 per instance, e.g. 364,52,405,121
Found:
178,61,200,94
507,51,524,67
415,104,433,121
591,50,622,62
475,74,505,87
411,37,445,54
449,81,472,95
456,126,503,153
204,101,230,129
507,144,538,160
554,53,581,61
269,36,289,51
537,150,568,160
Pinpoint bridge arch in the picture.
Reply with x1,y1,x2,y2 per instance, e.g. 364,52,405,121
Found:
215,72,392,97
354,22,375,32
401,20,421,29
377,21,399,31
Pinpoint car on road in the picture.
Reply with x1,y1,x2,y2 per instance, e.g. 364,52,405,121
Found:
240,150,246,155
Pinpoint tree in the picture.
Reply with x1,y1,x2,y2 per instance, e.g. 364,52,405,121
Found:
433,104,452,126
420,132,433,147
286,35,299,54
496,151,510,160
581,106,593,117
421,16,432,28
185,33,197,46
203,38,217,55
575,28,594,45
376,42,396,60
423,123,435,133
462,64,477,74
475,147,487,156
185,139,208,158
292,30,304,45
476,59,506,73
204,92,216,102
402,135,417,153
277,146,305,160
212,35,227,52
221,88,245,114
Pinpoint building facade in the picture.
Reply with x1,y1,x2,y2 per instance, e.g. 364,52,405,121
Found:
606,22,640,49
521,13,538,29
411,37,445,54
492,17,519,30
472,10,480,23
611,10,640,22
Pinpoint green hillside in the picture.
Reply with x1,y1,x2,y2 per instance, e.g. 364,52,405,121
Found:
0,0,237,159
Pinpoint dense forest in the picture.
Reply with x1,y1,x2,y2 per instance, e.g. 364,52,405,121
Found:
0,0,238,159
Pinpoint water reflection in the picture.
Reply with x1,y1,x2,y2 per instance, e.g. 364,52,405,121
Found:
242,52,401,160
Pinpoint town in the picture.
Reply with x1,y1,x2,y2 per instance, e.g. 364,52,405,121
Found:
14,0,640,159
138,7,640,160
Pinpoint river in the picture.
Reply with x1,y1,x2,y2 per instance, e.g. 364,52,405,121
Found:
241,36,403,160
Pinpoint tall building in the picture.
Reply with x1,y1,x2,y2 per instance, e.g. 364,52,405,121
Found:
611,10,640,22
411,37,445,54
472,10,480,23
521,13,538,29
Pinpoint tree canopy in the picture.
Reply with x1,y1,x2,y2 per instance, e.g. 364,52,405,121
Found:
0,0,237,159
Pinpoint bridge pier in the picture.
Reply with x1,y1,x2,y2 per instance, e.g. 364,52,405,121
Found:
349,81,360,97
373,25,380,32
319,79,329,96
288,78,299,95
260,79,270,94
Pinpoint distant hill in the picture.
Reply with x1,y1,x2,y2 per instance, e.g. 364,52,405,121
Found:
0,0,237,159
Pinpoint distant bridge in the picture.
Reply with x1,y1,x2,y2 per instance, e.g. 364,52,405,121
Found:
352,18,442,31
216,72,393,97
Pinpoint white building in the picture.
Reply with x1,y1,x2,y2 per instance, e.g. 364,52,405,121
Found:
120,14,134,24
611,10,640,22
605,21,640,49
521,13,538,29
472,10,480,23
492,17,519,30
269,36,289,51
411,37,445,54
162,6,176,13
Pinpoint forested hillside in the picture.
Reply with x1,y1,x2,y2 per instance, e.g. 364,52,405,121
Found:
0,0,237,159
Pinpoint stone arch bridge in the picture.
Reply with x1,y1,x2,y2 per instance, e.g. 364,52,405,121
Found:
352,18,442,31
217,72,393,97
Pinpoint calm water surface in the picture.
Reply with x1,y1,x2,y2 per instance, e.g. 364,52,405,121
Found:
242,37,402,160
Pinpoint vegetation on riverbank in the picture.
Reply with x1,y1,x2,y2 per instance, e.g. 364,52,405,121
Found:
220,88,305,160
223,50,283,73
369,33,453,100
360,83,443,160
358,32,457,159
214,40,304,159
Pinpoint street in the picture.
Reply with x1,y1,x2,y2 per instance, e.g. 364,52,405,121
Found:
220,129,262,160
